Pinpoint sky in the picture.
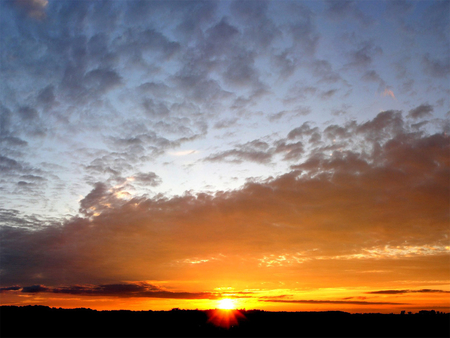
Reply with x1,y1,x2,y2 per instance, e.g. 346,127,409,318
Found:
0,0,449,313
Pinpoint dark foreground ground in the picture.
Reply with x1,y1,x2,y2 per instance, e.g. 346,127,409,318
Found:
1,306,449,337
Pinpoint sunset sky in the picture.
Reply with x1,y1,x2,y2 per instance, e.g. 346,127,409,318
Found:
1,0,449,313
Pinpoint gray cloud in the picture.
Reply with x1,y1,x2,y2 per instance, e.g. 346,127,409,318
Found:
132,172,162,186
310,59,343,84
422,53,450,78
1,112,448,286
346,40,383,70
205,139,272,164
367,289,450,295
12,0,48,20
1,282,220,299
408,104,434,119
260,299,407,305
325,0,374,27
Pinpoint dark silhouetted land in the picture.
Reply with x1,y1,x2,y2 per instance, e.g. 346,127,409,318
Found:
1,305,449,337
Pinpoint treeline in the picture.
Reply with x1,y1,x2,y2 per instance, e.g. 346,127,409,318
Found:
1,305,449,337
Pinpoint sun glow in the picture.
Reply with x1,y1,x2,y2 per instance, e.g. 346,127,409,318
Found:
217,298,235,310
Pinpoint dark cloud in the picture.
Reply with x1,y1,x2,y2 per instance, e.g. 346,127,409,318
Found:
36,85,55,106
367,289,450,295
132,172,161,186
230,0,280,49
271,51,296,79
2,282,220,299
268,106,311,122
83,68,122,94
0,136,27,147
214,118,238,129
22,285,50,293
346,41,383,70
78,182,111,216
361,70,387,92
204,17,240,57
260,299,407,305
0,113,448,287
0,155,22,173
17,106,38,120
287,122,320,141
320,89,338,100
310,59,342,84
12,0,48,20
142,99,170,118
356,110,403,141
325,0,374,27
289,20,319,58
422,54,450,78
0,286,21,292
284,85,318,105
420,0,450,39
205,139,272,164
223,51,261,89
408,104,434,119
274,140,304,161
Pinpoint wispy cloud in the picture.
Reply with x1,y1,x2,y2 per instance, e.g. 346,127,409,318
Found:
367,289,450,295
259,299,408,305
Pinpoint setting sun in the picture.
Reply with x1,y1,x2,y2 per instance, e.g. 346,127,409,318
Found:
217,298,235,310
0,0,449,321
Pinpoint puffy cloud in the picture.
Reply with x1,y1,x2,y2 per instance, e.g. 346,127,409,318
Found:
325,0,374,27
13,0,48,20
131,172,161,186
346,41,383,70
408,104,434,119
0,113,448,288
310,59,343,84
0,1,448,308
422,54,450,78
205,139,272,164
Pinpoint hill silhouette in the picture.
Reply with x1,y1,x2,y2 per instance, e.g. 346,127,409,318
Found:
1,305,449,337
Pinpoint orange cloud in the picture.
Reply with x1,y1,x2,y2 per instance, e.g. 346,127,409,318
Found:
1,112,449,311
382,87,396,99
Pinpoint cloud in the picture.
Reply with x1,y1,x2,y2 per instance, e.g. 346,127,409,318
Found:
0,2,449,299
13,0,48,20
346,41,383,70
130,172,161,186
422,54,450,78
259,299,407,305
0,286,21,292
325,0,374,27
361,70,387,92
367,289,450,295
310,59,342,84
320,89,338,100
1,282,220,299
0,113,448,287
21,284,50,293
204,139,272,164
381,88,396,99
268,106,311,122
408,104,434,119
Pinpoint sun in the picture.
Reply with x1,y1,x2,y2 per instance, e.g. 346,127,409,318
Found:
217,298,235,310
